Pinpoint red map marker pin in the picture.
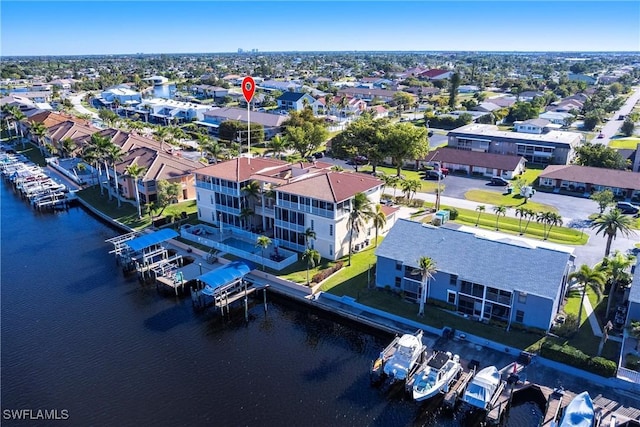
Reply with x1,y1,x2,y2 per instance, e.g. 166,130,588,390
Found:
242,76,255,103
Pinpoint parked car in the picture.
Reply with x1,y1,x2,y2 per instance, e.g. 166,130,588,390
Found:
597,132,605,139
424,170,445,180
616,202,639,215
490,177,509,186
312,151,324,159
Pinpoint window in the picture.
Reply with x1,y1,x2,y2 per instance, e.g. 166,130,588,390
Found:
396,260,403,271
518,292,527,304
447,290,456,305
329,224,333,236
395,277,402,288
516,310,524,323
449,274,458,286
329,245,333,256
310,220,314,231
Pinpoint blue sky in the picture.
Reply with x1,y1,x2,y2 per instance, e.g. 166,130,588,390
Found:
2,1,639,56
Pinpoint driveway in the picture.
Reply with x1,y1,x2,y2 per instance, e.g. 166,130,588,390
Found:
69,92,99,119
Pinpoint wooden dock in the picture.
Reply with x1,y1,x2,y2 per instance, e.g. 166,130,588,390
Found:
442,369,473,408
485,381,524,425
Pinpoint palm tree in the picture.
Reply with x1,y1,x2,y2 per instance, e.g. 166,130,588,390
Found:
266,135,288,159
201,140,223,164
240,207,254,231
2,104,16,139
241,180,261,230
87,133,112,196
302,248,321,286
154,126,170,152
544,212,563,240
521,208,536,236
105,144,125,206
13,109,27,148
304,227,316,249
388,175,400,199
124,163,147,219
475,205,486,227
59,137,77,158
348,192,374,266
599,251,634,318
373,204,387,247
568,264,606,332
255,235,272,271
412,256,437,317
493,205,507,230
30,121,48,155
590,209,636,257
515,207,527,235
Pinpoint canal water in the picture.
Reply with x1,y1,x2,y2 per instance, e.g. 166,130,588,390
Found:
0,182,540,426
153,84,176,99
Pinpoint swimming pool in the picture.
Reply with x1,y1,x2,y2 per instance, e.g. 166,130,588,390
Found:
222,237,264,254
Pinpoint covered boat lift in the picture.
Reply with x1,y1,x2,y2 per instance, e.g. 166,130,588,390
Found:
107,229,181,278
191,261,266,318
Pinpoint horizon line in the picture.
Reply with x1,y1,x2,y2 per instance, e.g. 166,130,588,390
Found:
3,49,640,58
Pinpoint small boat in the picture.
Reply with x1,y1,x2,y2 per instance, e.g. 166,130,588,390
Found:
559,391,595,427
371,330,426,385
411,351,462,402
462,366,501,410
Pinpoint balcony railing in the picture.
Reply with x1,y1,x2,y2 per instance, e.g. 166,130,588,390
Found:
277,200,335,219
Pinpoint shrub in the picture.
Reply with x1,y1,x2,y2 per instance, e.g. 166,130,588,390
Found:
444,207,458,220
550,314,578,338
311,261,344,284
540,341,617,377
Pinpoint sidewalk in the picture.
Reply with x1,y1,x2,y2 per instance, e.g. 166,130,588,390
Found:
582,296,623,343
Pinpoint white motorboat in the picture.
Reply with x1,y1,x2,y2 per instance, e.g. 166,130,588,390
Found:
382,330,426,382
559,391,595,427
371,330,426,385
462,366,501,410
411,351,462,402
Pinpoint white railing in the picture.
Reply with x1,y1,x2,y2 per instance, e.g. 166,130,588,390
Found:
617,366,640,384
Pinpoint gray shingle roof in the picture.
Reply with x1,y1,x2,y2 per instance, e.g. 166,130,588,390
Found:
375,219,573,300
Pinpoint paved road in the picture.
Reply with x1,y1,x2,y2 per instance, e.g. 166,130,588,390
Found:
596,85,640,145
69,92,99,119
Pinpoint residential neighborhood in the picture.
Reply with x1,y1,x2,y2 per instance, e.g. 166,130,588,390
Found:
2,44,640,426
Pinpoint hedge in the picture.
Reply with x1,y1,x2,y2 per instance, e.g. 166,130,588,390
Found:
540,341,617,377
312,261,344,284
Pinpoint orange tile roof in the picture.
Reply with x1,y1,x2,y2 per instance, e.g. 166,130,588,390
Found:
197,157,290,182
28,111,89,128
278,170,382,203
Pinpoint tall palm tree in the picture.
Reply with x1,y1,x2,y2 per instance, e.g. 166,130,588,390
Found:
124,163,147,219
30,121,48,155
590,209,636,257
348,192,374,266
373,204,387,247
302,248,321,286
599,250,635,318
493,205,507,230
543,212,563,240
304,227,316,249
568,264,606,332
412,256,437,317
240,207,254,230
475,205,486,227
154,126,170,152
13,109,27,148
388,175,400,199
521,208,536,235
106,144,125,206
255,235,272,271
87,133,112,195
515,207,527,235
2,104,17,139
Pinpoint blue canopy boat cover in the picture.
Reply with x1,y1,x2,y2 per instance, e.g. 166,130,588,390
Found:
559,391,594,427
199,261,254,296
126,229,178,252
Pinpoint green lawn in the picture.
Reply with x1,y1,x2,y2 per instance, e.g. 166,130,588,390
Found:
76,186,199,230
464,189,557,213
518,166,544,186
608,137,640,149
359,165,441,193
446,203,588,245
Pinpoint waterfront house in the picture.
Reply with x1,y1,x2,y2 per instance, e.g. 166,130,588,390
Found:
538,164,640,201
100,85,142,107
116,146,203,204
126,98,209,125
194,157,388,260
447,123,582,166
375,219,575,331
